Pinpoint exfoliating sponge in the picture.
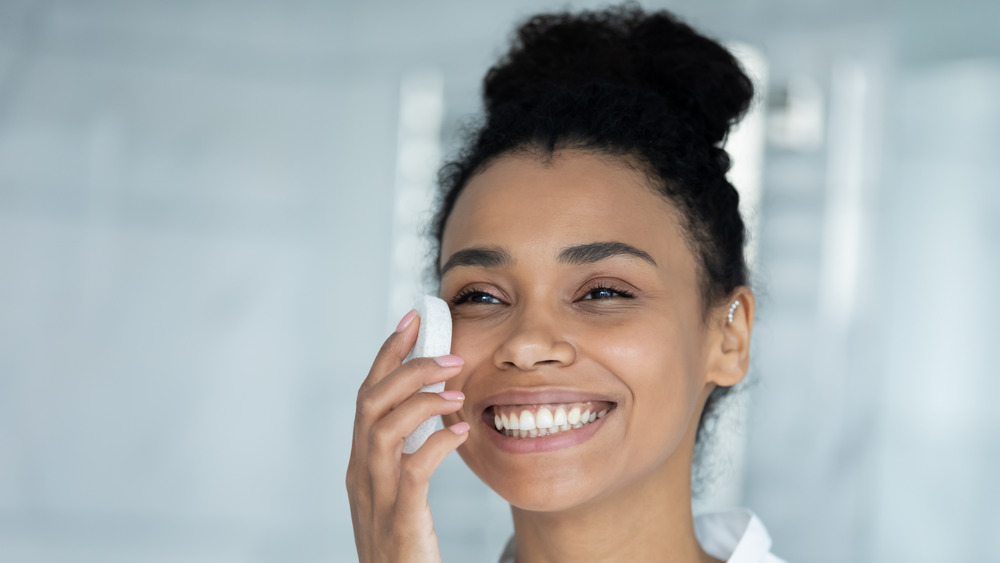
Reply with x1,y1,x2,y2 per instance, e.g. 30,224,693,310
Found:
402,295,453,454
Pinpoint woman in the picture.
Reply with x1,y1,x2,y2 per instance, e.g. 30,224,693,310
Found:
348,5,784,562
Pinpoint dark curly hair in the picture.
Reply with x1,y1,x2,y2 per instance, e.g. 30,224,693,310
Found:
430,4,754,455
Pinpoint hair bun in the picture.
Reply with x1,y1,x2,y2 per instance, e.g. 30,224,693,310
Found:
483,4,753,146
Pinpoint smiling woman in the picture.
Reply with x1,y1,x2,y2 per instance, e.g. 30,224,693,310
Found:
347,4,785,562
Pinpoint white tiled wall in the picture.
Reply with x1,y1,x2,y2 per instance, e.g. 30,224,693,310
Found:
2,1,999,562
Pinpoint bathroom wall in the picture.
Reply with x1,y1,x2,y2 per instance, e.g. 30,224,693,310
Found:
1,1,997,561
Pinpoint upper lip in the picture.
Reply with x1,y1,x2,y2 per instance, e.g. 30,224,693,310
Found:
475,388,618,413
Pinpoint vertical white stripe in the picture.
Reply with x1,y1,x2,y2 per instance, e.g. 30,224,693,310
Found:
726,42,770,271
388,69,444,330
819,61,869,334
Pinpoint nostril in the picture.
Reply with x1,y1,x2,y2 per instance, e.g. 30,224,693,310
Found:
490,316,577,370
493,340,577,371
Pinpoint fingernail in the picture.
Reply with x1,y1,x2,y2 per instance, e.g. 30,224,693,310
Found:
439,390,465,401
448,422,471,434
433,354,464,367
395,309,417,333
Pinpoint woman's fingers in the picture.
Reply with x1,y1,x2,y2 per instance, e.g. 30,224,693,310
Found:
394,423,471,515
369,390,465,460
367,355,463,410
354,356,464,445
356,309,463,423
363,310,420,390
366,391,465,509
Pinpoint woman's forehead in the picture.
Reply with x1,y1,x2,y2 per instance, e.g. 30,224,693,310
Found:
440,151,687,265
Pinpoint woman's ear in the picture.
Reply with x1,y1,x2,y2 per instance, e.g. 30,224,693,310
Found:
705,287,755,388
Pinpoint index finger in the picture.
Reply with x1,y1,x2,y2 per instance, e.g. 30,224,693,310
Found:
361,309,420,391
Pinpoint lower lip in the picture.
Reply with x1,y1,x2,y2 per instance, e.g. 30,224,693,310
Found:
481,412,612,454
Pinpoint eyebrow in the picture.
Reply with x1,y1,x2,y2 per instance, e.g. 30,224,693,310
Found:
439,247,513,275
439,241,656,275
558,241,657,266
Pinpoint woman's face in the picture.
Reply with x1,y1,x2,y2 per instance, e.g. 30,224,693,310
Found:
439,150,725,512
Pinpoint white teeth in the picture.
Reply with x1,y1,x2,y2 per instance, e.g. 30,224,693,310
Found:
519,410,536,431
554,407,568,427
568,406,581,425
493,403,613,438
536,407,554,429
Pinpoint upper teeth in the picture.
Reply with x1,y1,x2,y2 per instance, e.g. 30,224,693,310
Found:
492,402,611,438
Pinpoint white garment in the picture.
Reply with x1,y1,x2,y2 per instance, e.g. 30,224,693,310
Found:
694,509,786,563
497,508,785,562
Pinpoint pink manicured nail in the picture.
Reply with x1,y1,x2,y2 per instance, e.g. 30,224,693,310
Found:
438,390,465,401
395,309,417,333
448,422,471,434
433,354,464,367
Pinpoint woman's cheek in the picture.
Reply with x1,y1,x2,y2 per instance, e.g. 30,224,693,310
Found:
443,322,480,393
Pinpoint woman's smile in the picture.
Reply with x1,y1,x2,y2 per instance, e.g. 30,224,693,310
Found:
479,390,618,453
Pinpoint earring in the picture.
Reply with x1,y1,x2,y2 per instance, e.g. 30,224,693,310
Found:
727,300,740,324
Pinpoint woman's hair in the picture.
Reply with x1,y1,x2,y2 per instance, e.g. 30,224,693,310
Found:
430,4,754,458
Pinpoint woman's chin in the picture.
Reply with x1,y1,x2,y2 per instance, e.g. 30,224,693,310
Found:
498,482,597,513
453,420,627,513
462,459,604,513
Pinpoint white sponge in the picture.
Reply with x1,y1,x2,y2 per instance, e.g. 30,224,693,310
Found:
402,295,453,454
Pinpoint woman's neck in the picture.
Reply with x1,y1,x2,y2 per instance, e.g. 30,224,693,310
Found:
508,440,721,563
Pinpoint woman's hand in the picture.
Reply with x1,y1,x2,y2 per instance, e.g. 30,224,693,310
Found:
347,310,470,563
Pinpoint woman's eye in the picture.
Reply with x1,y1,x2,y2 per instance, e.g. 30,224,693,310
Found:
582,286,633,300
452,290,502,305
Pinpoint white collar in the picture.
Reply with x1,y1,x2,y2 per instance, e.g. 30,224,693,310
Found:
498,508,784,563
694,508,785,562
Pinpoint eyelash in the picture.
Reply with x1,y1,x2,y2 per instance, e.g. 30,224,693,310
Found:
581,284,635,301
450,283,635,305
451,288,502,306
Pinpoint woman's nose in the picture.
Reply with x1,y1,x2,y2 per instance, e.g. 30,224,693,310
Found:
492,308,576,371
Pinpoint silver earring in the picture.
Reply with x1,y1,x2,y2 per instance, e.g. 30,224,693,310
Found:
727,300,740,324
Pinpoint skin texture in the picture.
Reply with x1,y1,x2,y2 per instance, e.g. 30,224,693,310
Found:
347,149,754,562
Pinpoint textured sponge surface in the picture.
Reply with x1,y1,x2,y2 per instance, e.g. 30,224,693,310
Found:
402,295,453,454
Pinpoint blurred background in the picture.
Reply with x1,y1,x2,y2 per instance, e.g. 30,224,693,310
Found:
1,0,999,561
